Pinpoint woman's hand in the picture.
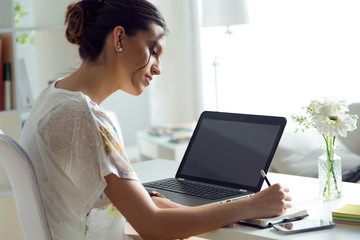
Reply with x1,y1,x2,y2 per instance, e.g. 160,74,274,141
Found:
245,183,292,219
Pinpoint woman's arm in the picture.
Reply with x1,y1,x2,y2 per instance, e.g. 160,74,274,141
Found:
151,195,186,209
104,174,291,240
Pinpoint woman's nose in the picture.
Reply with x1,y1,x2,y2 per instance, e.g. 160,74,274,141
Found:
151,62,161,76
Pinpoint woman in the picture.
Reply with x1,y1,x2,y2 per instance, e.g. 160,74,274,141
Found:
20,0,292,239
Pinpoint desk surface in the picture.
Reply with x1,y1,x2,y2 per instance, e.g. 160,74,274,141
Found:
133,159,360,240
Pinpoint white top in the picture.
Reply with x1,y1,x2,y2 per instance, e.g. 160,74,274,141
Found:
20,82,138,240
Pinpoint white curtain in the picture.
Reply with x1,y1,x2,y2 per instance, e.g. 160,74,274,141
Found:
149,0,203,125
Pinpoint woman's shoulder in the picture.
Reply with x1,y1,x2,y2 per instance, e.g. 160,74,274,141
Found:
42,85,92,114
33,89,95,132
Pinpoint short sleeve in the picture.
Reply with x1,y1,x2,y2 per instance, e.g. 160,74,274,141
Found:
90,104,138,181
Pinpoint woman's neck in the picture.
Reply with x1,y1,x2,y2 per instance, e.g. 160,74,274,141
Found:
55,61,118,105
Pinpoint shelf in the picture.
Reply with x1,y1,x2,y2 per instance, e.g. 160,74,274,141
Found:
15,25,66,32
0,28,14,34
1,25,66,34
0,108,32,117
137,131,189,161
0,25,66,34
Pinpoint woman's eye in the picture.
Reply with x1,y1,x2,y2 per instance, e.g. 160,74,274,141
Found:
150,47,157,55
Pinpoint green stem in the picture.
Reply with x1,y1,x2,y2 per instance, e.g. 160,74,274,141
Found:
321,135,340,198
327,136,332,197
330,137,340,195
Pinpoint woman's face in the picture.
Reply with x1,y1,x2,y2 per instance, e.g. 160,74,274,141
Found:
118,23,166,95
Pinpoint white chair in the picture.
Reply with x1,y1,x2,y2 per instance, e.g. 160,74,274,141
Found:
0,132,52,240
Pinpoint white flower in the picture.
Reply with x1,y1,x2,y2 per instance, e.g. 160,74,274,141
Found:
313,112,356,138
293,98,358,138
308,98,348,117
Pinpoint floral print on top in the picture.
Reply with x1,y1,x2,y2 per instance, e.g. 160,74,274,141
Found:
88,99,138,180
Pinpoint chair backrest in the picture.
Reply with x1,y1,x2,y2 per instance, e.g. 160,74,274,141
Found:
0,132,52,240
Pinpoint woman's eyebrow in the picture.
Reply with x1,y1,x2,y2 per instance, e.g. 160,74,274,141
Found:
153,32,166,49
154,31,166,43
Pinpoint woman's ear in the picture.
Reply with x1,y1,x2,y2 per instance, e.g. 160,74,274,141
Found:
113,26,125,53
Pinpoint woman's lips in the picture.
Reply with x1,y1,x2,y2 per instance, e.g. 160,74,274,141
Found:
145,75,152,86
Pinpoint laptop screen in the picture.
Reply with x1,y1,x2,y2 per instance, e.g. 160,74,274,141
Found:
176,111,286,192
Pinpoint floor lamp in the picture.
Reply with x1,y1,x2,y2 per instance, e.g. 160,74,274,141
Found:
202,0,248,110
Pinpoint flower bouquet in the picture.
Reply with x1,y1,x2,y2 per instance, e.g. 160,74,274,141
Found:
292,98,358,200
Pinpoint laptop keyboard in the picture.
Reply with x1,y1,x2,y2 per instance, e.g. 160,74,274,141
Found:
144,178,242,200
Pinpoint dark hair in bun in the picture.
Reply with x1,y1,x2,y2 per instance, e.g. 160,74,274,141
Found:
64,0,167,61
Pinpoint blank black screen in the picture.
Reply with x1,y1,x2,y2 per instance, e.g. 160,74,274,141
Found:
179,118,281,188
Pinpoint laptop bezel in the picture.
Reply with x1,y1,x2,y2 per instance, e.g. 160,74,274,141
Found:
175,111,287,193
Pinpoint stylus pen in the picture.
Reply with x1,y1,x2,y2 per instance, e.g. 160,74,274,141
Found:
260,169,272,187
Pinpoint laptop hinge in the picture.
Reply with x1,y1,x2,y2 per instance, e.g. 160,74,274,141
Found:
177,178,248,193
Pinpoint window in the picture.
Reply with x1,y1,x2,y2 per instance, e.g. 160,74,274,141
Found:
201,0,360,129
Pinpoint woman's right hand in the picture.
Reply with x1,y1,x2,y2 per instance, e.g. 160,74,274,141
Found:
244,183,292,219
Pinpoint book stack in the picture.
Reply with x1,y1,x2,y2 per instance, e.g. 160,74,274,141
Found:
3,62,12,110
0,37,13,111
0,38,3,111
332,204,360,226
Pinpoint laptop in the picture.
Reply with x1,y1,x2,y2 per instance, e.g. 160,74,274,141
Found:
143,111,287,206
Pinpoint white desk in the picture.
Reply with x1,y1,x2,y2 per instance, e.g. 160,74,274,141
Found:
133,159,360,240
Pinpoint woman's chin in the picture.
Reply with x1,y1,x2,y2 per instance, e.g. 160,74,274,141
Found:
129,87,145,96
121,84,146,96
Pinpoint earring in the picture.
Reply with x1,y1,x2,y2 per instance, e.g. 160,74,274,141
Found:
116,42,123,53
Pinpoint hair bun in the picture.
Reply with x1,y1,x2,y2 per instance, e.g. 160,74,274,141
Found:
64,3,86,45
63,0,167,61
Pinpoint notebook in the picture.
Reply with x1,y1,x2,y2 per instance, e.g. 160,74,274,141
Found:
332,204,360,226
239,209,309,228
143,111,287,206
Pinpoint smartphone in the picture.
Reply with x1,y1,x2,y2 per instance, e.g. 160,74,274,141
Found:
272,219,335,234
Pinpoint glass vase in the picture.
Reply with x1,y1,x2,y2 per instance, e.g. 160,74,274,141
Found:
318,145,342,200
